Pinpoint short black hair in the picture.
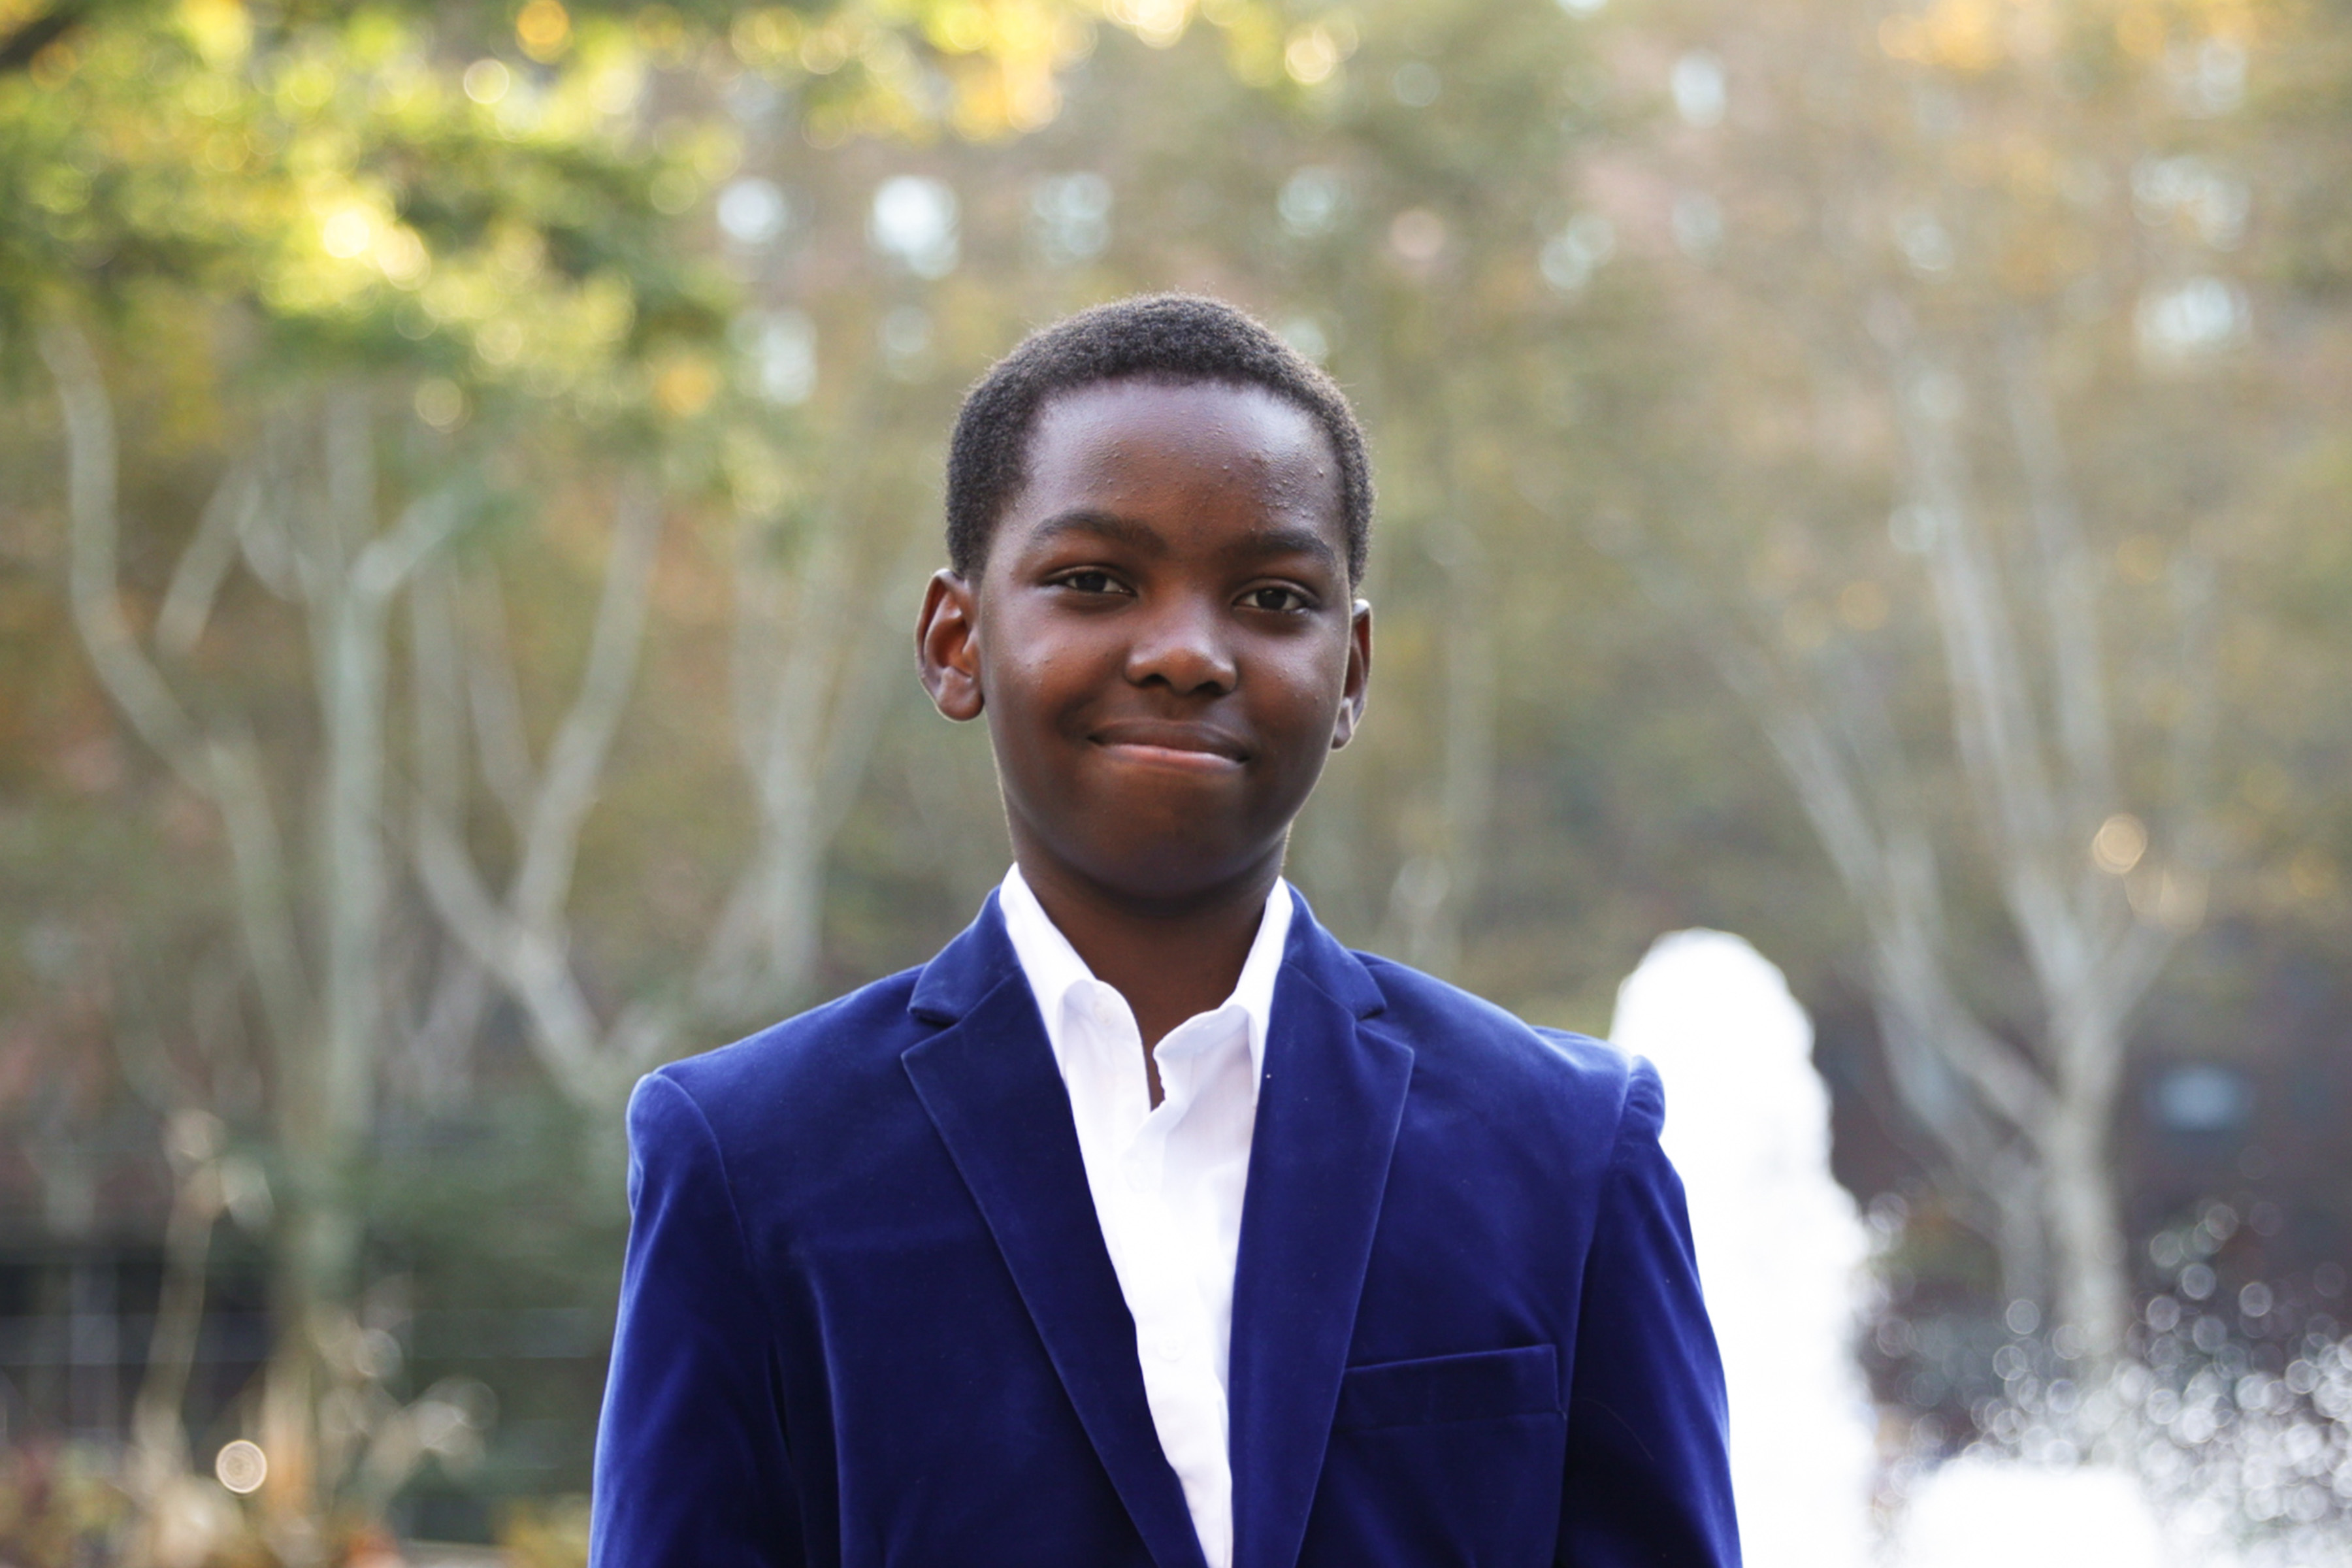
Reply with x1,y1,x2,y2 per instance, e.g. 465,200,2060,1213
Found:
945,294,1373,583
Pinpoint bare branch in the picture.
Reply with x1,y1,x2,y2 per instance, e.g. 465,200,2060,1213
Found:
409,564,468,820
1998,322,2117,821
514,480,662,925
1886,344,2062,862
156,459,261,659
412,808,610,1097
206,730,312,1055
353,490,463,607
128,1113,225,1495
1624,540,2057,1140
312,401,455,1143
413,377,912,1105
412,482,668,1109
1889,349,2089,1014
1722,630,2055,1135
402,946,491,1107
2163,543,2223,869
462,569,540,837
44,319,206,777
698,450,919,1015
42,319,312,1054
237,412,307,602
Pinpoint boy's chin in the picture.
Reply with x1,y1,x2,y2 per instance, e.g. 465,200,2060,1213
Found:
1056,835,1285,910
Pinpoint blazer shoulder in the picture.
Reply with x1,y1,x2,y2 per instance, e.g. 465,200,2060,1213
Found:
651,962,927,1138
1353,951,1639,1117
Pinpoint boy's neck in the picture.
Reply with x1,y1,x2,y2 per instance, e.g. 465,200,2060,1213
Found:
1011,844,1284,1061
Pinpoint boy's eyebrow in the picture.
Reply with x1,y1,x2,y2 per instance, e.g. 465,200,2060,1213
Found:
1222,524,1341,574
1028,509,1168,555
1025,510,1343,578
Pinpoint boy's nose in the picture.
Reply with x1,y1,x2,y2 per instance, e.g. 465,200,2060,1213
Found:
1123,595,1237,695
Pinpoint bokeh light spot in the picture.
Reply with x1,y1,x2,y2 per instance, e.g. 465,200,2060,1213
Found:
2091,813,2148,875
463,59,512,106
215,1439,267,1495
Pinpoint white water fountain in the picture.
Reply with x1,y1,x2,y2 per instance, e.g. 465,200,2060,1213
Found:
1610,928,1880,1568
1889,1454,2164,1568
1608,928,2185,1567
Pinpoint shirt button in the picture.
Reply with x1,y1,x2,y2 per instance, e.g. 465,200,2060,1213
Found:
1154,1335,1185,1362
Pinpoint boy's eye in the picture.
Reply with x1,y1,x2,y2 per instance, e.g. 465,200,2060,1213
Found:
1241,585,1310,613
1056,570,1126,595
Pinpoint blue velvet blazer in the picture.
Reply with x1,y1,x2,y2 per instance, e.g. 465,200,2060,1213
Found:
589,892,1739,1568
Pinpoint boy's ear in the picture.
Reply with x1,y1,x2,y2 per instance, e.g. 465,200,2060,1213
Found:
1331,597,1373,751
916,569,985,722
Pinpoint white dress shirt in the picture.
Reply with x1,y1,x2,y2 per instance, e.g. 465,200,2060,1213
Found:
998,864,1292,1568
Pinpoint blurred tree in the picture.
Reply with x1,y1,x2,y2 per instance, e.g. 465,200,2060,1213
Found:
0,0,1160,1540
1605,0,2341,1362
20,7,719,1530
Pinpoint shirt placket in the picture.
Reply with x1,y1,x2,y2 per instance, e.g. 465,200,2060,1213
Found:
1141,1017,1239,1568
1122,1055,1187,1371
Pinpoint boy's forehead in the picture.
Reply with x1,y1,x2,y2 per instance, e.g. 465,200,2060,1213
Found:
1016,377,1345,534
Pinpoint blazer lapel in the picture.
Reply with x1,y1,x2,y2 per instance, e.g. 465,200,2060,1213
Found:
1228,900,1409,1568
901,899,1211,1568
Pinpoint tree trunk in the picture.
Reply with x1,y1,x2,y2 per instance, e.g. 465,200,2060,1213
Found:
2042,1013,2131,1361
46,325,452,1531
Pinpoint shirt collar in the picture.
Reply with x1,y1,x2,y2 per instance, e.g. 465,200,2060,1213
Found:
998,864,1293,1083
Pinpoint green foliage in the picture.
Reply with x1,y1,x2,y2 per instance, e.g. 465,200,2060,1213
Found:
0,2,736,436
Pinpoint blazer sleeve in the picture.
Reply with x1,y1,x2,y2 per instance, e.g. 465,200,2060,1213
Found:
590,1071,806,1568
1555,1060,1741,1567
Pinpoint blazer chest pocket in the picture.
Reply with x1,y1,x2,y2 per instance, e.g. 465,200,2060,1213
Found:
1331,1344,1560,1433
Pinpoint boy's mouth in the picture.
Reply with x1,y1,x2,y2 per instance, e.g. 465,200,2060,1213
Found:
1090,720,1249,771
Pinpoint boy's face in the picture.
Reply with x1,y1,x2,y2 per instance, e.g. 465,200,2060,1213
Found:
918,377,1371,907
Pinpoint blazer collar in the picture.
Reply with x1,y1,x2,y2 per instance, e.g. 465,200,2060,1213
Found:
906,887,1024,1025
902,890,1405,1568
902,892,1209,1568
1229,896,1409,1568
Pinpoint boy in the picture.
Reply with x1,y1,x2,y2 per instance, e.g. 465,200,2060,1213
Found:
590,295,1738,1567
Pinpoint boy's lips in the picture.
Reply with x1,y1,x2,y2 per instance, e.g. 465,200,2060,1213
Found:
1090,720,1249,770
